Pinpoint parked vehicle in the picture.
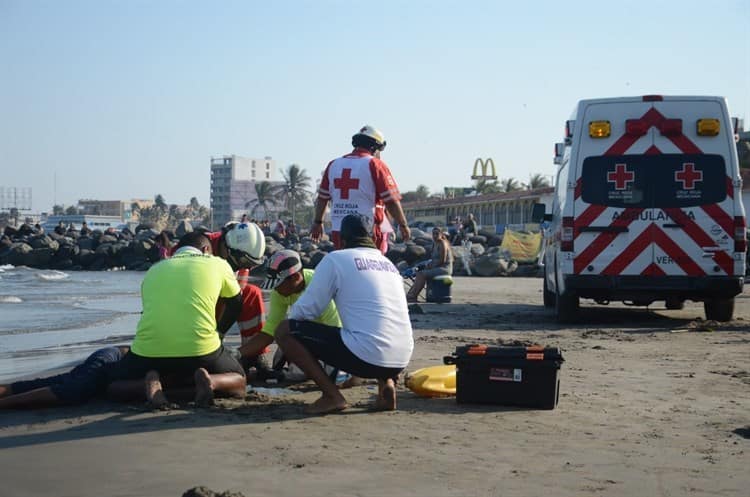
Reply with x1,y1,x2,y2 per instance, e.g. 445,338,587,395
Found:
535,95,747,322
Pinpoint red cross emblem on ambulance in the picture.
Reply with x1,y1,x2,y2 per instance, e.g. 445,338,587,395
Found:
607,163,634,190
675,163,702,190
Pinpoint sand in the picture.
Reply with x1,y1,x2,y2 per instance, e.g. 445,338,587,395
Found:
1,276,749,497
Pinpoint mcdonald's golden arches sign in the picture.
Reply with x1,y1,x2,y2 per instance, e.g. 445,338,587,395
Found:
471,158,497,180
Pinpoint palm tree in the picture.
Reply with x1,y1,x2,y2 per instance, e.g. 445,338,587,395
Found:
277,164,313,224
527,173,551,190
500,178,522,192
415,184,430,200
474,178,501,195
246,181,278,220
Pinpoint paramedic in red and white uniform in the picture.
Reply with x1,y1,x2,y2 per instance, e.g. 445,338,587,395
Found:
275,214,414,415
311,125,411,253
202,223,271,370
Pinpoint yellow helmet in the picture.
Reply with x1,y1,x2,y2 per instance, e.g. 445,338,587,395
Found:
352,125,387,151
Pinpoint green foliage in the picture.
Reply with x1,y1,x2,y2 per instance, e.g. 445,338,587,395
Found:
277,164,313,224
246,181,278,220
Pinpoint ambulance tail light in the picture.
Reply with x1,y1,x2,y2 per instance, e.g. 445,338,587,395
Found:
561,217,574,252
658,119,682,136
734,216,747,252
626,119,648,137
588,121,611,138
697,119,720,136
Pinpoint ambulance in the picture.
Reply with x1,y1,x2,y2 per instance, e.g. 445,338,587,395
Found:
539,95,746,322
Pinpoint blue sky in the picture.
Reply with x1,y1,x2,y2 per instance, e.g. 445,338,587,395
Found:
1,0,748,213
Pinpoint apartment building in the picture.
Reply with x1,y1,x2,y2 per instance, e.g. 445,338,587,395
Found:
210,155,278,227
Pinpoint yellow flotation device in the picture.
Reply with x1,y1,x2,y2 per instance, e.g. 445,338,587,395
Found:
406,364,456,397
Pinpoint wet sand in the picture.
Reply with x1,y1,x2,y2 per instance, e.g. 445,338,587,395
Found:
1,276,749,497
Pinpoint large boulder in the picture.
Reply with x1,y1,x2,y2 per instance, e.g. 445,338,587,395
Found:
5,242,33,266
175,220,193,239
29,235,59,252
77,237,95,251
26,248,55,267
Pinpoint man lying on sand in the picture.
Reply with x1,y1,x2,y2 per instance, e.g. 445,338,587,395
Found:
106,232,247,408
274,214,414,414
0,346,129,409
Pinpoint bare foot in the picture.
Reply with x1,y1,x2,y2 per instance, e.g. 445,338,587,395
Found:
193,368,215,407
374,378,396,411
304,394,348,415
338,375,365,389
145,370,170,410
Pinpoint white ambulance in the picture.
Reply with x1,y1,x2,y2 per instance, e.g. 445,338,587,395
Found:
538,95,746,322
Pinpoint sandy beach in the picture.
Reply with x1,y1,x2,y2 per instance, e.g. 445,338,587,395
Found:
1,276,748,497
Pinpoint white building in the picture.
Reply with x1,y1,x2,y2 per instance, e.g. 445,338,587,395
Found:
210,155,281,228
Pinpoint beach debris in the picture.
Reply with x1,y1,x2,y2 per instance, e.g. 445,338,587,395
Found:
183,486,247,497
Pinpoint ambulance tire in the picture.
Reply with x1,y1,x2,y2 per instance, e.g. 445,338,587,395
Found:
543,275,555,308
704,298,734,322
554,287,579,323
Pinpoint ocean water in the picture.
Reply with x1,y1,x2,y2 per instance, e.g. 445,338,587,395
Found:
0,265,144,382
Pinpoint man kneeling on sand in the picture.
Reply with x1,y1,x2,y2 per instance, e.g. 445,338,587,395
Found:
107,232,246,408
274,214,414,414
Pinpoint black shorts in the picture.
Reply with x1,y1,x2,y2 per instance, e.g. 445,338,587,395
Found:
288,320,403,381
106,345,245,383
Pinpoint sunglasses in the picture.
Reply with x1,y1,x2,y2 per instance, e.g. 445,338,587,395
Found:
227,248,265,271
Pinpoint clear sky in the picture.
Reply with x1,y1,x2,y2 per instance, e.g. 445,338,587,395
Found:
1,0,748,213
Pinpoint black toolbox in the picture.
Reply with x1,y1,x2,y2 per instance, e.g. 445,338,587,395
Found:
444,344,564,409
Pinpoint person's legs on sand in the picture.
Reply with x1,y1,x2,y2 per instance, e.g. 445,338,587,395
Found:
144,370,170,410
193,368,215,407
276,321,347,414
374,378,397,411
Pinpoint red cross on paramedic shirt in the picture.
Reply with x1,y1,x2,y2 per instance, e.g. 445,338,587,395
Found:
607,163,635,190
333,168,360,200
675,163,702,190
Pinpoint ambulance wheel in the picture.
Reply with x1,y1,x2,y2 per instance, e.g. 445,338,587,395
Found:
704,298,734,322
665,298,684,310
543,274,555,308
555,290,579,323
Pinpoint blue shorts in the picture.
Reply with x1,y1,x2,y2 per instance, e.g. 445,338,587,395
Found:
288,320,403,381
11,346,125,404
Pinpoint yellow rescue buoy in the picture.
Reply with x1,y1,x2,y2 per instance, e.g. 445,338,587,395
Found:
406,364,456,397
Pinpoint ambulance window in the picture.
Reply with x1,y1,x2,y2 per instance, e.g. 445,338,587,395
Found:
580,154,726,208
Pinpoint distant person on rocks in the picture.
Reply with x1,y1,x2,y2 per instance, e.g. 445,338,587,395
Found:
155,231,172,260
406,227,453,303
240,214,249,223
275,214,413,414
274,219,286,239
310,125,411,253
54,221,66,236
0,346,129,409
106,232,247,408
80,221,91,236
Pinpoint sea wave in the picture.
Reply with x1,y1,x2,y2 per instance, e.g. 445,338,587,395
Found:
0,296,23,303
0,264,13,272
35,270,70,281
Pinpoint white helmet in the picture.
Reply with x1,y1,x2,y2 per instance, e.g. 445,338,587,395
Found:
224,222,266,269
352,125,387,151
